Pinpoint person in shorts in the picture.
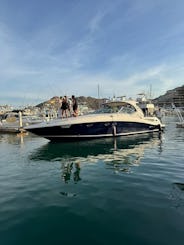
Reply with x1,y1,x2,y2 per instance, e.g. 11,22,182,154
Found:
61,96,69,118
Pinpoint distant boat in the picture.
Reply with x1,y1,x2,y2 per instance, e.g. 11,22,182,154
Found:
176,122,184,128
25,99,164,141
136,93,155,116
0,111,43,133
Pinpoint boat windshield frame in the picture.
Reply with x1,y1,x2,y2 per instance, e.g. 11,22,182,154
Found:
92,101,137,114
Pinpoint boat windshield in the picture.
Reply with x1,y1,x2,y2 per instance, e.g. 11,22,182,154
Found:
93,102,136,114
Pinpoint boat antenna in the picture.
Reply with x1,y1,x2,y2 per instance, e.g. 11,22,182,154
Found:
149,84,152,100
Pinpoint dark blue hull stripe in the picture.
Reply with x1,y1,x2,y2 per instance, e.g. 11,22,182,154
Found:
27,121,161,141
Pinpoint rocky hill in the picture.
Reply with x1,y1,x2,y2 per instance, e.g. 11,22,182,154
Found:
153,85,184,107
36,96,107,110
77,96,106,109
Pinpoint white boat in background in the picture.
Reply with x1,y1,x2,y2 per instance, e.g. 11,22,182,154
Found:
25,99,165,141
176,122,184,128
136,93,155,116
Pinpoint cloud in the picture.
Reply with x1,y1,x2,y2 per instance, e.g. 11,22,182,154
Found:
88,10,106,33
125,65,166,85
1,1,184,107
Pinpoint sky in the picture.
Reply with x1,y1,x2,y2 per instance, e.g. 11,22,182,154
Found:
0,0,184,106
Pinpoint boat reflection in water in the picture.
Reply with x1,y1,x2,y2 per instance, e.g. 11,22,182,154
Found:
61,161,81,184
29,132,163,183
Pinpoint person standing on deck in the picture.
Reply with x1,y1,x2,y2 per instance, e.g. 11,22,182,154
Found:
61,96,69,118
58,96,63,118
67,97,72,116
72,95,78,117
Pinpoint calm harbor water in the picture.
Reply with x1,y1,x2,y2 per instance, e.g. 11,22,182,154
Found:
0,116,184,245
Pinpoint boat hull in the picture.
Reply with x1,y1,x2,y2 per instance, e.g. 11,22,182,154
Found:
26,121,162,141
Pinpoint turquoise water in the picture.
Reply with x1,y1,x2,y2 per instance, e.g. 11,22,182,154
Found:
0,116,184,245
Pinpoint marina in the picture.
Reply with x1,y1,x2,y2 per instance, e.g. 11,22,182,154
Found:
0,115,184,245
1,0,184,244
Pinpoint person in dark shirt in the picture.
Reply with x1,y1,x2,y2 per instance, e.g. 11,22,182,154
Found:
61,96,69,118
72,95,78,117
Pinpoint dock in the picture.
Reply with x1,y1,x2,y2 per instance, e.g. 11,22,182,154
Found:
0,111,26,133
0,124,26,133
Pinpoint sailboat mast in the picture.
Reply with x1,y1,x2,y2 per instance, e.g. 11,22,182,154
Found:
97,84,100,108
